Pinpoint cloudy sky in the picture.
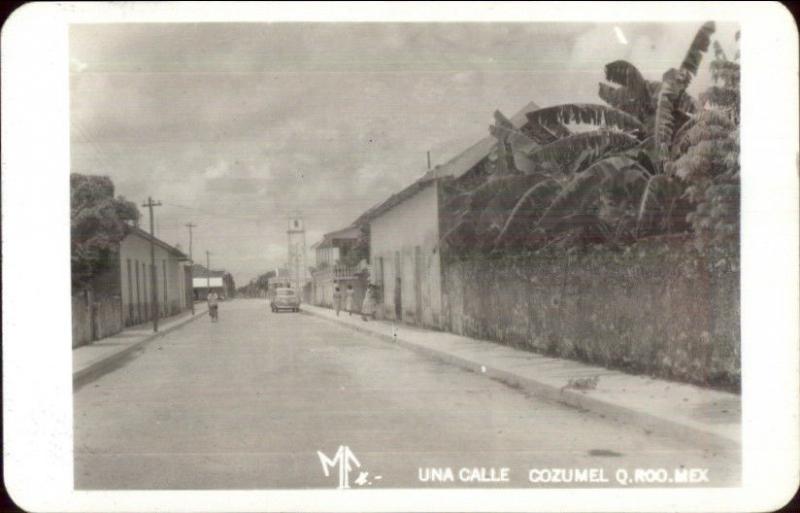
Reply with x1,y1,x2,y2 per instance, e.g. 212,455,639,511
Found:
70,21,738,285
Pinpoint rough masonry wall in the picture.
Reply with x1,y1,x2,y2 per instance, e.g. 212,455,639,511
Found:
442,235,740,390
72,261,124,347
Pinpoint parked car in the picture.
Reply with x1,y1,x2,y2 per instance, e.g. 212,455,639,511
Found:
270,287,300,312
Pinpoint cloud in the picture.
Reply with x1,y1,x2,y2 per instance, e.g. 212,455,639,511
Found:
70,22,737,285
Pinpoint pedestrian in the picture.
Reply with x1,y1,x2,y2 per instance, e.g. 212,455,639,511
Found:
361,284,376,322
344,284,355,316
207,290,219,322
333,285,342,316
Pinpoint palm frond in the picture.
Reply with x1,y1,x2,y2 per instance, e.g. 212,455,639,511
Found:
636,174,685,234
527,130,640,170
442,174,549,248
680,21,716,76
600,61,652,116
533,156,644,235
598,83,646,118
524,104,644,135
653,70,681,168
492,177,562,248
605,60,648,91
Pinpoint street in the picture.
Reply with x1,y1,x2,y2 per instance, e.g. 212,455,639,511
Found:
74,299,739,489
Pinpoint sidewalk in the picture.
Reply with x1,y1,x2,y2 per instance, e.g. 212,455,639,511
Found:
73,306,208,389
301,303,740,451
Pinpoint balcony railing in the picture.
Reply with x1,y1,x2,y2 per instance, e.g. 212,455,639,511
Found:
311,264,363,282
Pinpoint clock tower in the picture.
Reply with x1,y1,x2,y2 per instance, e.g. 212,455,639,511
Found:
287,214,308,293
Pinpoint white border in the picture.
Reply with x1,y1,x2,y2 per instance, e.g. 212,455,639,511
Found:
2,2,798,512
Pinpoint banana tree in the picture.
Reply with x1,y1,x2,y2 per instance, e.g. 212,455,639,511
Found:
443,21,717,254
516,22,716,249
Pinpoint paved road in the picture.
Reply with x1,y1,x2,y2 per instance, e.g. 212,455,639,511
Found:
74,299,739,489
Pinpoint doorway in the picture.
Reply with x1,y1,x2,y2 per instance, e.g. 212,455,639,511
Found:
394,276,402,320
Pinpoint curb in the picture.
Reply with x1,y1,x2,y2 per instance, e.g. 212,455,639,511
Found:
301,307,739,452
73,308,208,390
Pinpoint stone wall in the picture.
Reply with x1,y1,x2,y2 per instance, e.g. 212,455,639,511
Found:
72,251,125,347
441,235,740,390
72,290,124,348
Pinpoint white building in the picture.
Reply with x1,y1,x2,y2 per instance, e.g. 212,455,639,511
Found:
119,226,191,327
357,101,539,329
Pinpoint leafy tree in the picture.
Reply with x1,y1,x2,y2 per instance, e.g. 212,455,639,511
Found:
71,174,139,289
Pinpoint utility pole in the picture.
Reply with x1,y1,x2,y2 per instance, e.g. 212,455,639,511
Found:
142,197,162,332
206,250,211,293
185,222,196,314
427,150,431,171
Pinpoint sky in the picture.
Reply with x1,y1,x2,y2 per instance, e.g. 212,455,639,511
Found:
70,21,738,286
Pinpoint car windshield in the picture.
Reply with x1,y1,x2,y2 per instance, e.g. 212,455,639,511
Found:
277,289,295,296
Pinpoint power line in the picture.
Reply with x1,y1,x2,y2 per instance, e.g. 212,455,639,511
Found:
163,199,379,221
163,203,263,222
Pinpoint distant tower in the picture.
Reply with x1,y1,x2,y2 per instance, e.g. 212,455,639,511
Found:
287,213,308,293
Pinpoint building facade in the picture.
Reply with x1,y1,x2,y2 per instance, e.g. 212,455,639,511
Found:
119,226,191,327
310,226,367,309
191,264,236,300
366,180,445,328
73,225,192,347
359,101,539,330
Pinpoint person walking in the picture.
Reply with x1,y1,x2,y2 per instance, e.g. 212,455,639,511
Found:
333,285,342,316
361,284,376,322
344,285,355,316
207,290,219,322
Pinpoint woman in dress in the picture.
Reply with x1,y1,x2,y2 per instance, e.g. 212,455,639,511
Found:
361,284,376,322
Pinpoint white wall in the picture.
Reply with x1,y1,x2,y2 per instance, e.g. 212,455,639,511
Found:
369,182,443,328
119,233,187,326
193,277,224,288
